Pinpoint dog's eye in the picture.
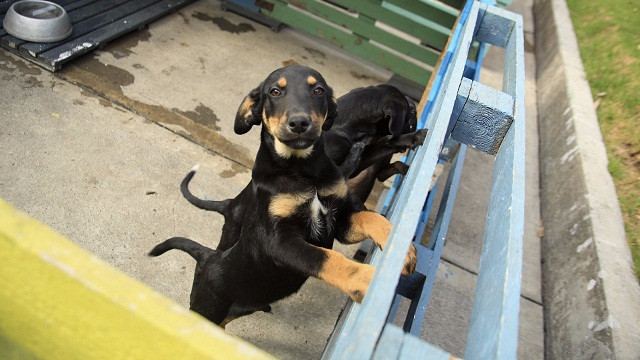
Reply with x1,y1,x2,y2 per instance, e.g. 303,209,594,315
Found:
313,87,325,96
270,88,282,97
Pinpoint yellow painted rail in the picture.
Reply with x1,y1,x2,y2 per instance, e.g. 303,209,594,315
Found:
0,199,274,360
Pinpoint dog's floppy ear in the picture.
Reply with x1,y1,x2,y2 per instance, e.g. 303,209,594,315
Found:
384,103,406,136
322,87,338,131
234,83,263,135
405,96,417,132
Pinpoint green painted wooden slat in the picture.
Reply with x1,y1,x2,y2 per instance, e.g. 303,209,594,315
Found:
327,0,450,50
261,2,432,85
285,0,440,66
439,0,466,10
380,2,453,41
383,0,458,29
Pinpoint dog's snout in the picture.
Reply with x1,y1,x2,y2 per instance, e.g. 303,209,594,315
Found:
287,116,311,134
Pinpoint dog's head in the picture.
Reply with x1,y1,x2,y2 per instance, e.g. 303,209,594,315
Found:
234,65,338,157
380,89,417,137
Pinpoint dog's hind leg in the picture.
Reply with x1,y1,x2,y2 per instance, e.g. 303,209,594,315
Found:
190,295,232,326
376,161,409,181
221,303,272,327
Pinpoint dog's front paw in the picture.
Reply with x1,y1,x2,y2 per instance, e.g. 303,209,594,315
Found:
348,264,375,303
411,129,429,147
402,244,417,275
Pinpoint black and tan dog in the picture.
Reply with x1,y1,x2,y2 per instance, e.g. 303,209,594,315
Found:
181,84,426,212
150,65,417,326
324,84,427,201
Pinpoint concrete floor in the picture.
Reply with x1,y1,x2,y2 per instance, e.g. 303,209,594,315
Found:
0,0,542,358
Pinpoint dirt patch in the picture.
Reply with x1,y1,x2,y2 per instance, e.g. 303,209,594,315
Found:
219,162,249,178
0,51,42,76
58,54,253,167
173,103,221,131
191,12,255,34
107,30,153,59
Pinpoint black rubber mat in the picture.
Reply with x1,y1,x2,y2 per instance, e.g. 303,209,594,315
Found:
0,0,196,71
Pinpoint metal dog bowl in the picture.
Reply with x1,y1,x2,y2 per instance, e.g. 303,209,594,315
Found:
3,1,72,42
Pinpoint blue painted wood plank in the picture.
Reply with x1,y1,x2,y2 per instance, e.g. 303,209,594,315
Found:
397,331,451,360
406,144,467,335
372,325,404,360
464,4,525,360
418,0,475,130
450,78,514,154
330,3,484,358
474,5,515,48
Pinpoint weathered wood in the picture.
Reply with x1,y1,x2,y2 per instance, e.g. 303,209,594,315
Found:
0,0,196,71
398,331,451,360
464,4,525,359
21,0,160,56
260,1,432,84
405,144,467,334
382,0,458,29
450,77,514,154
327,3,482,358
371,325,404,360
0,0,106,42
439,0,466,11
17,0,145,56
283,0,440,66
0,199,273,360
327,0,451,50
474,6,515,48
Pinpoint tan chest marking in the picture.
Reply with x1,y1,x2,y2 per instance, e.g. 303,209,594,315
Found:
269,191,314,218
318,180,348,199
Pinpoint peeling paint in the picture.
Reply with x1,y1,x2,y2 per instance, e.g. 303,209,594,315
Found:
560,146,578,164
569,223,578,235
566,134,576,145
593,321,609,332
576,237,592,253
57,43,93,61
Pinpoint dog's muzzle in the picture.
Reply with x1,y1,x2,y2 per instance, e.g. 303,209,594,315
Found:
278,115,319,149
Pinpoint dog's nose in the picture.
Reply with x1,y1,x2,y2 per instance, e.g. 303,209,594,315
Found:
287,116,310,134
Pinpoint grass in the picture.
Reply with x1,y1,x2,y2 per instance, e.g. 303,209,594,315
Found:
566,0,640,280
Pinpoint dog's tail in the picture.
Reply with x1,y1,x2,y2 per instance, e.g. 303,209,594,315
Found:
148,237,216,263
181,165,231,215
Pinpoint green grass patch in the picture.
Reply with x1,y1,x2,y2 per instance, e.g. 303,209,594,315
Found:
566,0,640,280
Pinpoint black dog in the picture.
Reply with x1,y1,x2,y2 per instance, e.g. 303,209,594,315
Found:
150,65,417,326
324,84,427,201
181,84,426,214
